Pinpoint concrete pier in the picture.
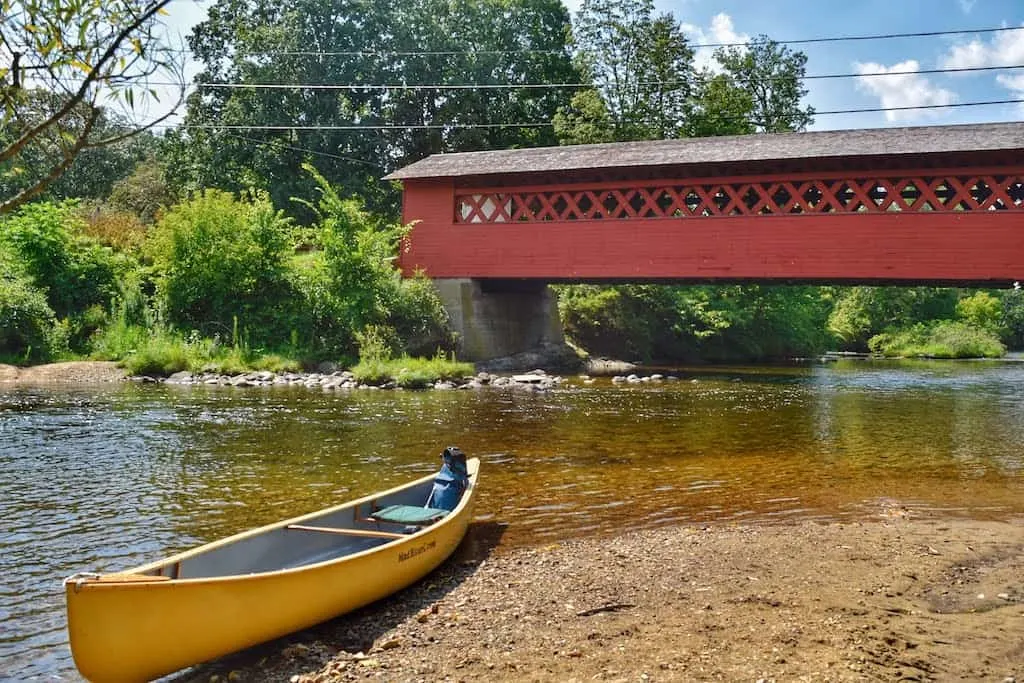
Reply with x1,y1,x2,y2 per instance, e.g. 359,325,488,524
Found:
432,279,579,370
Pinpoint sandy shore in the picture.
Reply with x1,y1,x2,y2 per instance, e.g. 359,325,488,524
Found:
0,361,126,383
179,517,1024,682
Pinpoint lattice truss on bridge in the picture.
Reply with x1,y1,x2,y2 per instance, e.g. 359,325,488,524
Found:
456,174,1024,223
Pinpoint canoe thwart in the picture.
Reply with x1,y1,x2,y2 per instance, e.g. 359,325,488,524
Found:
285,523,406,540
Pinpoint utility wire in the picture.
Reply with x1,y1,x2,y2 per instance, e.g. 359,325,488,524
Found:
146,97,1024,131
176,24,1024,57
223,132,384,167
179,63,1024,91
59,62,1024,92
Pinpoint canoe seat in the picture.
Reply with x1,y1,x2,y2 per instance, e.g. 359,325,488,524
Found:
370,505,449,526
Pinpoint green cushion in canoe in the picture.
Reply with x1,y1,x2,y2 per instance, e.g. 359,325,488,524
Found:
371,505,450,525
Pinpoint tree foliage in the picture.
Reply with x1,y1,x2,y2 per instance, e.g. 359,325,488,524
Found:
828,287,959,351
0,0,185,213
559,0,693,142
163,0,578,219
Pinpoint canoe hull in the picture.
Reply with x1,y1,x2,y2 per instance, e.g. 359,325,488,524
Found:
66,460,478,683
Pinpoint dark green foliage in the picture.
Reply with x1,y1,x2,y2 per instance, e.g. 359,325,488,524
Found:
164,0,578,221
559,284,832,363
0,247,65,362
148,189,307,348
389,273,455,357
1001,288,1024,349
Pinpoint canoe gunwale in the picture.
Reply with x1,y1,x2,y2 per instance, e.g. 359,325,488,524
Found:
66,458,479,587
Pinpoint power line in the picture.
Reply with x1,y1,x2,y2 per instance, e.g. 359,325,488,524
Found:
148,97,1024,132
67,62,1024,93
175,24,1024,56
176,63,1024,91
223,133,384,167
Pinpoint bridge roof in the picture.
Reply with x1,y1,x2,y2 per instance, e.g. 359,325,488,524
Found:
384,121,1024,181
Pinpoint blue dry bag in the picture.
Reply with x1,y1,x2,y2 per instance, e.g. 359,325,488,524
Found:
427,446,469,511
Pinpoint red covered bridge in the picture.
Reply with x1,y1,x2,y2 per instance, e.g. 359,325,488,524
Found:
385,122,1024,363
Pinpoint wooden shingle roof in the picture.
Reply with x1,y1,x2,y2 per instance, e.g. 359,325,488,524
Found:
384,121,1024,180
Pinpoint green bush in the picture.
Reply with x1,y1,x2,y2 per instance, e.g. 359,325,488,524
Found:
149,189,304,347
1,200,122,325
0,263,65,363
388,272,454,356
868,321,1005,359
121,331,194,376
292,165,420,357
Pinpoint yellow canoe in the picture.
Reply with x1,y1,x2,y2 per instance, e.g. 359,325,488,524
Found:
65,458,480,682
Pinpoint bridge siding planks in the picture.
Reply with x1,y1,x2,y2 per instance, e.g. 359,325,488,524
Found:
396,149,1024,285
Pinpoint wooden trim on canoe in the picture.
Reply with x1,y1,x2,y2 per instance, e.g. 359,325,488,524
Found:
285,524,406,540
98,574,172,583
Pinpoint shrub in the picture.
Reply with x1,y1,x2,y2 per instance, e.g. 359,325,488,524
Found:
78,202,149,252
388,272,454,356
149,189,302,347
0,266,65,363
828,287,958,351
868,321,1005,359
0,200,122,349
107,158,175,225
298,165,408,351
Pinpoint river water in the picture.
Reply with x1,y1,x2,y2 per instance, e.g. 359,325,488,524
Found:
3,359,1024,679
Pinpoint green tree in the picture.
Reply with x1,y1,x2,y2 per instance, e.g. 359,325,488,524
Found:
164,0,578,219
559,0,694,143
684,73,755,137
0,0,186,213
709,36,814,133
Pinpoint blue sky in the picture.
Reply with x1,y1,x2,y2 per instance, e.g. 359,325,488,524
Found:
162,0,1024,131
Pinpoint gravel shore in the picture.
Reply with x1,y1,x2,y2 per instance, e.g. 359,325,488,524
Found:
180,517,1024,682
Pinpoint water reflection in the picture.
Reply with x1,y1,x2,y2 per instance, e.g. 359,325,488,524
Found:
2,359,1024,678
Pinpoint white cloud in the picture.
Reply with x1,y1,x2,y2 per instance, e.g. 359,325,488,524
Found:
941,25,1024,69
958,0,977,14
681,13,751,73
854,60,958,122
996,73,1024,91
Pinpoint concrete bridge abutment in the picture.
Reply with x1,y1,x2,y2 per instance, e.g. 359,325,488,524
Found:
432,279,580,371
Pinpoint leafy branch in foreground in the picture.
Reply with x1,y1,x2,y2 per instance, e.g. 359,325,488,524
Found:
1,0,186,213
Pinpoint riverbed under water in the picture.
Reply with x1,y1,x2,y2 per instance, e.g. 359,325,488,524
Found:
2,359,1023,678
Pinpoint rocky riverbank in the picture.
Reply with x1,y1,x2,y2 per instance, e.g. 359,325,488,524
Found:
157,368,566,391
1,360,687,392
178,516,1024,683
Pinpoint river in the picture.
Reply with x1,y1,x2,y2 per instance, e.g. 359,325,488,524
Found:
2,359,1023,679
